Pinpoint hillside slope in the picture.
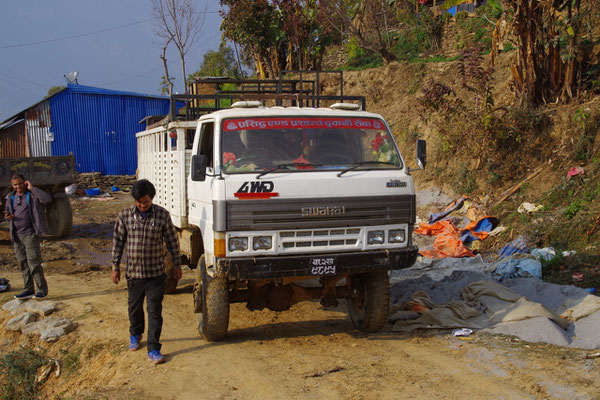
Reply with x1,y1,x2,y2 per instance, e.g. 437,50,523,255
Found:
323,52,600,286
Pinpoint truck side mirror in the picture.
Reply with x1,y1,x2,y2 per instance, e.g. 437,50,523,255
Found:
191,154,207,182
416,139,426,170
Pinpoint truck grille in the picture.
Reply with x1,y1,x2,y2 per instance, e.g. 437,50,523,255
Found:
280,228,361,252
219,195,415,232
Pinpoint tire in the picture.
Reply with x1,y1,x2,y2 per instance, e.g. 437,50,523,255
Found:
347,271,390,332
195,255,229,341
45,196,72,237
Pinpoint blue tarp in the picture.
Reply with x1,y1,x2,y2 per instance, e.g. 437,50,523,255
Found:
498,236,529,258
460,217,495,243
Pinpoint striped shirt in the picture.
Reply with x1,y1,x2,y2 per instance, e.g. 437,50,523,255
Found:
111,204,180,279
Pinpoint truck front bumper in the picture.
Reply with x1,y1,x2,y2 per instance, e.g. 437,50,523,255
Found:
215,246,418,280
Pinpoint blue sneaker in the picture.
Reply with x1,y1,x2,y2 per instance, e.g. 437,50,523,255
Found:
33,292,47,300
147,349,165,364
129,335,142,351
14,290,35,300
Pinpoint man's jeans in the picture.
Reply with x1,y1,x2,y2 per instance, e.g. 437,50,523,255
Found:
14,234,48,294
127,274,165,352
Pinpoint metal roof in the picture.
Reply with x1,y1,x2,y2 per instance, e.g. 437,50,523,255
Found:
64,83,168,99
1,83,166,126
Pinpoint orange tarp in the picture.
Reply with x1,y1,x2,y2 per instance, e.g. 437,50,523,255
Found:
416,219,475,259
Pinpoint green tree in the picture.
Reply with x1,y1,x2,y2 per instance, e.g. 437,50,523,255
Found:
275,0,334,70
188,45,240,80
220,0,285,78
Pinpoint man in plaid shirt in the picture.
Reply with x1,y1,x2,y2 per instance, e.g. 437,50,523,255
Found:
111,179,181,364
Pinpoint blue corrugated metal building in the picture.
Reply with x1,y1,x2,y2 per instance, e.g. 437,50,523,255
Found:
0,84,170,175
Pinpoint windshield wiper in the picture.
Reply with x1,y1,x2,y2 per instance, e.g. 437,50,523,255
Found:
337,161,395,177
256,163,322,179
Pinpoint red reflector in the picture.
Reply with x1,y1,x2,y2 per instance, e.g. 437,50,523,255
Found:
234,192,279,199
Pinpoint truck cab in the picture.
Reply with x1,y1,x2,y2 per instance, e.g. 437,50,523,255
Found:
136,73,425,340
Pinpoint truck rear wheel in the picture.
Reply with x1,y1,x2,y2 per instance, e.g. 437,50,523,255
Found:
347,271,390,332
45,195,72,237
195,255,229,341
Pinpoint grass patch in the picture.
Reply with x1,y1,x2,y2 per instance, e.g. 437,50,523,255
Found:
542,253,600,288
84,342,108,359
409,55,461,63
60,347,82,376
0,348,49,400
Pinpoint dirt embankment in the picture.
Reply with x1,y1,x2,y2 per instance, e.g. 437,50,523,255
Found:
0,195,599,399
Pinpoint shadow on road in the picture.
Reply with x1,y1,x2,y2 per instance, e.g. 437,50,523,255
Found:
50,287,124,301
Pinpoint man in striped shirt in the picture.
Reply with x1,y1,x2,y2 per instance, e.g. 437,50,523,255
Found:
111,179,181,364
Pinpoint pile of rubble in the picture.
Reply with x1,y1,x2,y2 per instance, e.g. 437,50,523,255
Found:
390,256,600,349
77,173,136,192
2,299,76,342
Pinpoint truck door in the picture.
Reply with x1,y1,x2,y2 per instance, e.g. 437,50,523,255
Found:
188,120,216,238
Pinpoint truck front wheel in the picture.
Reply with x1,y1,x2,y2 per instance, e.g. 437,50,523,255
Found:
195,255,230,341
347,271,390,332
45,195,72,237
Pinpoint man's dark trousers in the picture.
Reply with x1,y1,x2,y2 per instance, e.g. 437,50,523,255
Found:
14,234,48,294
127,274,165,352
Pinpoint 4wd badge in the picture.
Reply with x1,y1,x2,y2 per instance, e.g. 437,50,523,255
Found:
234,181,279,199
386,179,407,188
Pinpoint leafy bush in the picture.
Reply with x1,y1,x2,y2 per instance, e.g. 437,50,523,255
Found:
571,107,599,162
454,5,499,51
455,163,477,194
343,38,383,70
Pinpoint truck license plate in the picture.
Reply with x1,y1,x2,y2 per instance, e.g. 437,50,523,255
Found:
310,257,336,276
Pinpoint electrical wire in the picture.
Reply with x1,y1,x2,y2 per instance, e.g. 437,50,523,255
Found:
0,77,40,97
0,65,50,88
0,19,153,49
0,11,221,50
96,31,221,87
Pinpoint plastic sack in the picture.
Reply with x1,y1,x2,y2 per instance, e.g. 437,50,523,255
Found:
531,247,557,261
65,184,77,195
493,254,542,281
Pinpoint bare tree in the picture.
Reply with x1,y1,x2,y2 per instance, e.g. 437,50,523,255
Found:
160,37,174,95
152,0,207,92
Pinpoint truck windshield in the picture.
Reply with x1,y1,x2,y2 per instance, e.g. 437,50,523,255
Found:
220,117,402,173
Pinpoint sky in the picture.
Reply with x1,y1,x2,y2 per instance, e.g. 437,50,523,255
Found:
0,0,224,122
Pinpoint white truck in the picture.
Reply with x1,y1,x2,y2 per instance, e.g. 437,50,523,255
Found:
136,73,425,341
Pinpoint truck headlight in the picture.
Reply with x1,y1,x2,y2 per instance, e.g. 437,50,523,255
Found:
367,230,385,245
253,236,272,250
229,237,248,251
389,229,406,243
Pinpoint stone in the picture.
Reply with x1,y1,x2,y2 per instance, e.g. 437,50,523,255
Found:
6,312,39,331
2,299,28,314
25,301,58,316
41,327,73,342
22,317,77,341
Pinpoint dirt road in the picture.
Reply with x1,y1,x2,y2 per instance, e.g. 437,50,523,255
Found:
1,194,599,399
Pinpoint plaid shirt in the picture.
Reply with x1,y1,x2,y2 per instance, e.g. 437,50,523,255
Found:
112,204,180,279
